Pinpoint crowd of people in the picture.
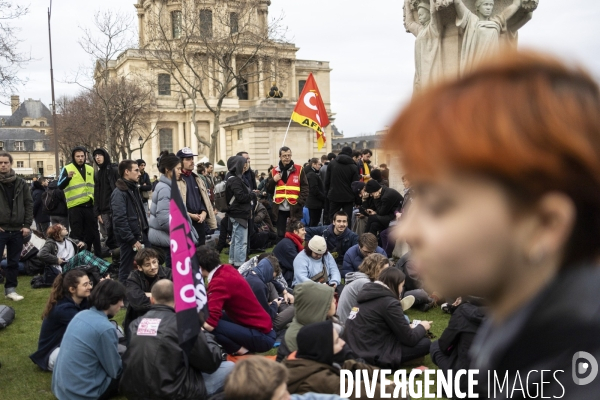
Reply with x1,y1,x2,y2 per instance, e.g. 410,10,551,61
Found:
0,51,599,398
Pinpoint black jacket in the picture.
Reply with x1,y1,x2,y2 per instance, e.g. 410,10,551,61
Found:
110,179,149,247
93,149,119,216
272,237,300,286
42,180,68,217
120,304,223,400
0,175,33,232
123,267,173,338
305,224,358,266
32,181,50,224
364,187,403,218
139,171,152,203
343,282,427,370
325,154,360,203
305,166,326,209
225,157,255,221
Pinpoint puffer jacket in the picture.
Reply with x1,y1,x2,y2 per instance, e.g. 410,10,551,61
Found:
120,304,223,400
324,154,360,203
0,175,33,231
110,179,149,247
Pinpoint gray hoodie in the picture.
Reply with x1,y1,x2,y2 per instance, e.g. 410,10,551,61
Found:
337,271,371,325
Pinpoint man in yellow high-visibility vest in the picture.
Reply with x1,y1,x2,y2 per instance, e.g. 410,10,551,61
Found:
57,146,102,256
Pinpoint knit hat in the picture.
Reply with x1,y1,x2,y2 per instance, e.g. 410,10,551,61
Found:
308,236,327,255
340,146,353,156
365,179,382,194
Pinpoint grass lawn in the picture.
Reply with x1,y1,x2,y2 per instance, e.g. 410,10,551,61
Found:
0,252,451,399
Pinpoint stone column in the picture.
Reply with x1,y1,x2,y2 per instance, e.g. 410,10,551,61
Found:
151,121,159,172
258,58,265,99
290,60,297,99
229,55,237,98
178,121,185,148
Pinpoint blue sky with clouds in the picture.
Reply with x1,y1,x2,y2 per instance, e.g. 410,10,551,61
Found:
2,0,599,137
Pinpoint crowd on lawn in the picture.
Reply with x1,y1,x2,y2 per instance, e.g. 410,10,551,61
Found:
1,51,600,399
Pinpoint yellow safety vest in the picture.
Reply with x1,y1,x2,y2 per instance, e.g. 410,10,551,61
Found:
63,164,95,208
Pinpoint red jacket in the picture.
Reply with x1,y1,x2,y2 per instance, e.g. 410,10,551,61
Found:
206,264,273,333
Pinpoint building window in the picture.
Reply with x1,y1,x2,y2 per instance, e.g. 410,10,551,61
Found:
298,80,307,95
15,141,24,151
200,9,213,38
25,121,30,126
40,121,45,127
34,141,44,151
230,12,239,34
0,141,4,150
172,10,182,39
237,129,243,140
16,161,23,168
237,77,248,100
40,130,46,134
37,161,44,175
159,128,173,152
158,74,171,96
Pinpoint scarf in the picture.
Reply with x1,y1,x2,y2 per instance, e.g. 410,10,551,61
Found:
278,160,294,183
285,232,304,252
181,169,193,178
0,169,16,184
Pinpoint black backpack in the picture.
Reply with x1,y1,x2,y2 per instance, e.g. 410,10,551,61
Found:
42,189,58,214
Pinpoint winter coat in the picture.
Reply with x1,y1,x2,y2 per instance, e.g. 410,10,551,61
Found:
245,258,281,321
336,272,371,325
341,244,387,279
324,154,360,203
273,237,301,286
266,163,309,221
225,157,255,221
92,149,119,216
111,178,149,247
38,237,85,265
123,266,173,338
305,167,326,210
305,225,358,266
292,250,341,287
176,173,217,229
343,282,427,370
42,180,68,217
364,187,403,219
138,171,152,204
120,304,223,400
32,181,50,224
0,175,33,231
29,296,90,370
284,282,335,353
254,201,275,232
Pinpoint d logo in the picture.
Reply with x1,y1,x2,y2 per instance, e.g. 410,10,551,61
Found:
572,351,598,385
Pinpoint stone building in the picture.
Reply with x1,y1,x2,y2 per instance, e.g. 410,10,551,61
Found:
0,96,55,176
101,0,333,175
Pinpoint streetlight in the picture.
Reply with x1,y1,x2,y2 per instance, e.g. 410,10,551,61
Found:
138,136,143,159
48,0,59,175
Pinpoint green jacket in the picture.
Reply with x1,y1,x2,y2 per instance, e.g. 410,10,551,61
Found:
0,177,33,231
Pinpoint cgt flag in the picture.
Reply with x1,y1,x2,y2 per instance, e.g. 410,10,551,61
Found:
169,173,208,356
291,73,330,150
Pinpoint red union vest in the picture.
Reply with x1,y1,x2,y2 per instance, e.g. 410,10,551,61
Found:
274,165,302,205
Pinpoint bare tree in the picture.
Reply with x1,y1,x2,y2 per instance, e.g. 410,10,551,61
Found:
143,0,291,163
0,1,30,104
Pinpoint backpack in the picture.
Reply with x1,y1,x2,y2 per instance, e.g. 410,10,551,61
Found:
214,176,235,212
30,266,61,289
0,305,15,329
42,189,58,213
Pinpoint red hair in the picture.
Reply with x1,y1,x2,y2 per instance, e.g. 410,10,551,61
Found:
386,51,600,267
47,224,64,241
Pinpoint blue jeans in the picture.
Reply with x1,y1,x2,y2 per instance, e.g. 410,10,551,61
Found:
202,361,235,396
228,218,247,267
0,231,24,292
212,318,276,354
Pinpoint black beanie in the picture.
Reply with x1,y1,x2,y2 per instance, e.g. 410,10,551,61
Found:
340,147,352,156
365,179,382,194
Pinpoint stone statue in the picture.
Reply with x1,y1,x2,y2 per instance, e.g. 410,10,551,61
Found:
404,0,443,91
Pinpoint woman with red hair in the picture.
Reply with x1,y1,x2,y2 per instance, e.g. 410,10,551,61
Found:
388,51,600,397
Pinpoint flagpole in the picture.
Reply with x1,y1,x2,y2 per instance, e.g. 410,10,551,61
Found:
282,117,293,147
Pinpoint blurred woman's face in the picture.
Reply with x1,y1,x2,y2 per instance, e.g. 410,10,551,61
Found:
397,175,525,301
294,227,306,240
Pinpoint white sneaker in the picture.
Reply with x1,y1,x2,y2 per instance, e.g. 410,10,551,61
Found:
401,295,415,311
6,292,24,301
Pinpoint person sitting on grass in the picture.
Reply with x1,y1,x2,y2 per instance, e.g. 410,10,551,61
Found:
245,255,295,332
123,247,172,339
238,252,290,293
343,268,432,370
284,320,398,399
340,233,387,279
120,280,234,399
272,219,306,287
52,279,126,400
198,245,276,355
38,224,111,277
30,269,91,371
292,236,341,290
304,212,358,269
337,253,390,325
224,356,343,400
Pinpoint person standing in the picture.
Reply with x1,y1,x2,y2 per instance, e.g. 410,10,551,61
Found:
320,153,336,226
32,177,51,236
93,149,119,250
137,159,152,216
43,179,69,230
266,147,308,241
111,160,149,283
324,146,360,228
57,146,101,256
237,151,257,191
176,147,217,245
305,158,325,227
359,149,373,182
0,151,32,301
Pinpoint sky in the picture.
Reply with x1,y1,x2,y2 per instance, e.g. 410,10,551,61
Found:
1,0,600,137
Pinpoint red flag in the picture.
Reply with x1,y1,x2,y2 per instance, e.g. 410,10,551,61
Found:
291,73,330,150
